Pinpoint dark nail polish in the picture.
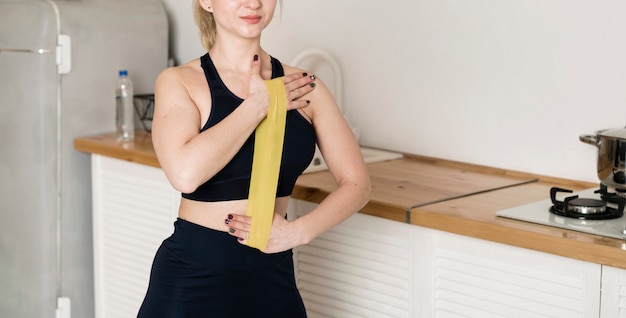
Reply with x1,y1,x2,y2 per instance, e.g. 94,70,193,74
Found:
302,72,308,77
306,100,310,105
310,83,316,88
227,214,234,219
253,54,259,61
229,228,236,234
224,219,231,225
238,237,244,242
310,75,316,80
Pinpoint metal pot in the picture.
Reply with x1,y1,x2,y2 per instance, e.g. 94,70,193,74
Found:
580,127,626,189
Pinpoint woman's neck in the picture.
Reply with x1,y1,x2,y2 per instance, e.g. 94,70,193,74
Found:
209,38,265,72
209,43,273,80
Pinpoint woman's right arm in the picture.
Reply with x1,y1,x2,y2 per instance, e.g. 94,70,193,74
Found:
151,58,314,194
151,62,265,193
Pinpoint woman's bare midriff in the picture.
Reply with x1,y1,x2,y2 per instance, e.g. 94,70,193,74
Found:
178,196,291,232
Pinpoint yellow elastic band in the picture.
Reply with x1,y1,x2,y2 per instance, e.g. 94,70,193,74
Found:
245,78,287,251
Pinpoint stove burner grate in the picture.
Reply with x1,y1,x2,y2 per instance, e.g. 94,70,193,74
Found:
549,187,624,220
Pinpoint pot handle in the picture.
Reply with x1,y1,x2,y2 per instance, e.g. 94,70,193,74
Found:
579,134,599,146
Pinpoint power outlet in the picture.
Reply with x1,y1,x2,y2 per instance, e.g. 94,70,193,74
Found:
55,297,71,318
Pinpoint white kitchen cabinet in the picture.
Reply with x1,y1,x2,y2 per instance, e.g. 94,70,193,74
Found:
412,226,602,318
91,155,179,318
89,156,613,318
289,199,413,318
600,265,626,318
291,200,603,317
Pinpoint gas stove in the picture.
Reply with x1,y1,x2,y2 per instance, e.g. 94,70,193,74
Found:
496,185,626,240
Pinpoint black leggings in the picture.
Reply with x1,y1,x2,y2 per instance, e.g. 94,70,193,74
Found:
138,218,307,318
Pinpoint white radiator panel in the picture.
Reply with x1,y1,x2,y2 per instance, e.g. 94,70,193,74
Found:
92,155,179,318
292,200,412,318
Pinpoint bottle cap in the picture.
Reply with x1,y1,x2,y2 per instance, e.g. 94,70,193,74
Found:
119,70,128,76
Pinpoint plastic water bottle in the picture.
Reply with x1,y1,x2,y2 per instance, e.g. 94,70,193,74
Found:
115,70,134,141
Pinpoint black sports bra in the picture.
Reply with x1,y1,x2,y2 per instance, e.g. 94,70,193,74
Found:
182,54,316,202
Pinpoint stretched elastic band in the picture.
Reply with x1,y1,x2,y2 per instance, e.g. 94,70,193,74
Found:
245,78,287,251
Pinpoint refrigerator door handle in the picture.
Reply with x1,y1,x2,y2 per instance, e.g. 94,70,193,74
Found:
56,34,71,75
0,48,52,54
0,34,71,75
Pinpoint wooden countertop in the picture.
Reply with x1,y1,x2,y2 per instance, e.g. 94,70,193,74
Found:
293,157,538,222
74,131,160,168
410,182,626,269
75,131,626,269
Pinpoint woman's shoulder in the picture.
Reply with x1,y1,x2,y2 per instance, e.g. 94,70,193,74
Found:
280,62,307,77
157,58,204,83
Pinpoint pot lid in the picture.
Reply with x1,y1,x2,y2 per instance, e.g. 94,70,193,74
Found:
598,127,626,139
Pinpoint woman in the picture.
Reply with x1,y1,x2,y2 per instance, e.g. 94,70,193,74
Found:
138,0,371,317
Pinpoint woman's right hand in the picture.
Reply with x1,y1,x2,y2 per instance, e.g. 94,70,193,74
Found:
247,54,316,115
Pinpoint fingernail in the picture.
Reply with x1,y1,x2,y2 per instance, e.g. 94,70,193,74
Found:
310,75,316,80
306,100,310,104
229,228,236,234
227,214,234,219
224,219,231,225
253,54,259,61
302,72,308,77
309,83,316,88
238,237,244,242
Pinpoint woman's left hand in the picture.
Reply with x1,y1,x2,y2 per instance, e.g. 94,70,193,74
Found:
224,213,299,253
283,72,317,111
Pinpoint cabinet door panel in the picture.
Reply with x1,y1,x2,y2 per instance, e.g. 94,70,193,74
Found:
601,265,626,318
291,199,412,318
413,227,601,318
92,155,179,318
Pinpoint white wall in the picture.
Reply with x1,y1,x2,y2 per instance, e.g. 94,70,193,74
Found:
161,0,626,183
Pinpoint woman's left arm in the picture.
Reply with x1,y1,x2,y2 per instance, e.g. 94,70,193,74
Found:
267,77,371,252
226,76,371,253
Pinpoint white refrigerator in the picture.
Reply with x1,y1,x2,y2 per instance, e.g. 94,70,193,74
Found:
0,0,168,316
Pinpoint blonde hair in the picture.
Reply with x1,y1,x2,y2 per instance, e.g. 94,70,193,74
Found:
193,1,282,51
193,0,217,51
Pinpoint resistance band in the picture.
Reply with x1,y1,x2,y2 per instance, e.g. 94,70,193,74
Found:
245,78,287,251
